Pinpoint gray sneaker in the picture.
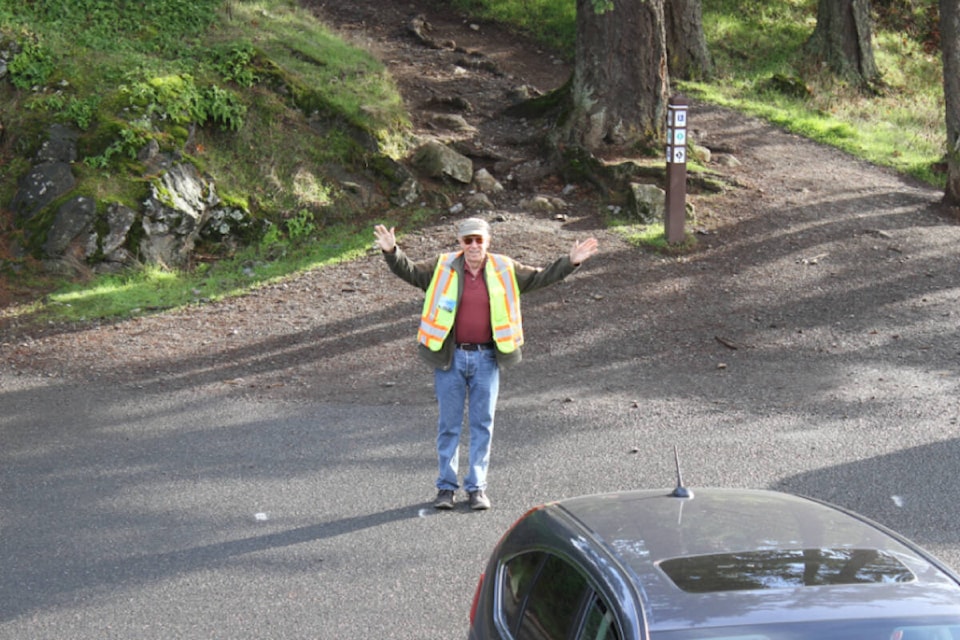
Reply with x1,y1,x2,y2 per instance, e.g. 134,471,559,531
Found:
433,489,455,510
468,490,491,510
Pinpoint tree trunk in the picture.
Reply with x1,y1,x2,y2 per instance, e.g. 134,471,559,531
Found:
942,0,960,206
805,0,880,89
561,0,669,153
664,0,713,81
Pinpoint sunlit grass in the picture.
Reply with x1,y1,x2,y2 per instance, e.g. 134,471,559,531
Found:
688,0,945,185
10,224,375,324
230,1,408,137
454,0,944,186
50,267,182,315
1,0,412,326
608,219,696,253
450,0,576,52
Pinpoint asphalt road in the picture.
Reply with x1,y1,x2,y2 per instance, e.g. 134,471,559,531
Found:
2,338,960,640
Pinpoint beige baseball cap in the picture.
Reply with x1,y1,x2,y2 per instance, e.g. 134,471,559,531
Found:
456,217,491,238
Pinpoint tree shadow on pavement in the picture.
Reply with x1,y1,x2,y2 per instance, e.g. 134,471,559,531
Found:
773,439,960,550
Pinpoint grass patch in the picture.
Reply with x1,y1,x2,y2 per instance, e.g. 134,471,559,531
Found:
449,0,576,52
453,0,946,186
0,0,412,326
691,0,945,186
3,223,374,325
608,219,697,254
1,0,409,221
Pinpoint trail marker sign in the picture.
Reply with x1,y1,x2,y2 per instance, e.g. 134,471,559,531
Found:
665,97,689,244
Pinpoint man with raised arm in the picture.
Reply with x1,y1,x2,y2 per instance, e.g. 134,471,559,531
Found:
374,218,598,510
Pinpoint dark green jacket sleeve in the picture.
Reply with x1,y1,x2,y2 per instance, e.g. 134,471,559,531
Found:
510,255,579,293
382,247,438,292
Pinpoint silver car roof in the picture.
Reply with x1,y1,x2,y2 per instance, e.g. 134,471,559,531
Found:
555,488,960,631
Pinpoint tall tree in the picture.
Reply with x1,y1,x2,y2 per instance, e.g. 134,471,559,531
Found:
805,0,881,90
560,0,669,153
664,0,713,81
942,0,960,206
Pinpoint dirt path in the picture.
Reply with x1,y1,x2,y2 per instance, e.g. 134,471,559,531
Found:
2,0,958,408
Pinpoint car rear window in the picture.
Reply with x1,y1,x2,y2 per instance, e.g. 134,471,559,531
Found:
658,548,914,593
498,551,621,639
508,552,588,638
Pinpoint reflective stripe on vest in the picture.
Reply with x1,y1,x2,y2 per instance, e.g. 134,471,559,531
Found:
418,253,459,350
485,254,523,352
417,252,523,353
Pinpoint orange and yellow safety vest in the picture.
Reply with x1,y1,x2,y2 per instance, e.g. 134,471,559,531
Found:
418,252,523,353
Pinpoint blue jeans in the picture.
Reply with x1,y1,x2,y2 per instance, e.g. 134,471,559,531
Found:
434,347,500,493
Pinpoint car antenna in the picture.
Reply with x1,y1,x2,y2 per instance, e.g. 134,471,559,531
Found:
671,445,693,499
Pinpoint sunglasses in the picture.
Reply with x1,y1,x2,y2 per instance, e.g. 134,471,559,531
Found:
461,236,485,245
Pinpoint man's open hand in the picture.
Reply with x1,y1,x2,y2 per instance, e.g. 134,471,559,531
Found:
373,224,397,252
570,237,599,265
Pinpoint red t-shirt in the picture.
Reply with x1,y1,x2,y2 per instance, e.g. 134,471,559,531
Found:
454,264,492,344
